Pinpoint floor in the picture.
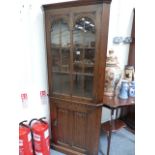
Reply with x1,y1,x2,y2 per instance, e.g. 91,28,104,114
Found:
50,128,135,155
51,150,64,155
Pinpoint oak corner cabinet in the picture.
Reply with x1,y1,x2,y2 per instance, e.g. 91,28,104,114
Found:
43,0,111,154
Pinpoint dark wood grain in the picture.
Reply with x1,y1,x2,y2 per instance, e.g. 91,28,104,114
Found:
122,9,135,130
128,8,135,68
97,3,111,102
101,119,126,134
52,143,86,155
103,95,135,109
43,0,112,10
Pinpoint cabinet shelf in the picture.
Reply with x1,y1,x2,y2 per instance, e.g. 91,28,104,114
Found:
73,72,93,77
51,45,71,49
52,71,93,77
52,71,94,77
74,46,95,50
52,71,70,74
73,62,94,67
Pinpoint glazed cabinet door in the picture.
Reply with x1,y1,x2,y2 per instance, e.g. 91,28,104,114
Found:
50,16,71,95
46,6,102,101
72,16,96,98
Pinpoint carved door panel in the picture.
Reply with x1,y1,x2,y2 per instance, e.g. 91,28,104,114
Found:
54,100,89,153
51,99,102,154
72,112,87,149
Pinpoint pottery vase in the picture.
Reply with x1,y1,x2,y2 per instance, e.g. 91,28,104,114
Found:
129,81,135,97
119,80,129,99
104,63,121,97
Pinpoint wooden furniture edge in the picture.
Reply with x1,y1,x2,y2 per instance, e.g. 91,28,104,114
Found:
43,0,112,10
49,97,103,107
101,119,126,134
51,143,86,155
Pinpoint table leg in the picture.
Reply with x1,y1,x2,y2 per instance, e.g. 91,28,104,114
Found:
107,109,114,155
116,108,119,119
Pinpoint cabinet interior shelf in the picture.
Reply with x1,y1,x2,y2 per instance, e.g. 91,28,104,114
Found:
73,62,94,67
52,71,93,76
51,45,95,50
51,46,70,49
74,47,95,50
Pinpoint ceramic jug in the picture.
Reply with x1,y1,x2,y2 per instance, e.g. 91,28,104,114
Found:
119,80,129,99
129,81,135,97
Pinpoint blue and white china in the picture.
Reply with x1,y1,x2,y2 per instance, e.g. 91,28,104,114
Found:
119,80,129,99
129,81,135,97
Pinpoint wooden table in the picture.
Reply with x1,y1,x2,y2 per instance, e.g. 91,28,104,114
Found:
101,95,135,155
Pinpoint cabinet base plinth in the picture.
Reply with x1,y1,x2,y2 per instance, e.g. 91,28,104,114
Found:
51,143,86,155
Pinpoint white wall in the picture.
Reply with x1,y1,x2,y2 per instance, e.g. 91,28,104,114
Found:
0,0,134,134
16,0,135,124
17,0,77,123
101,0,135,123
107,0,134,69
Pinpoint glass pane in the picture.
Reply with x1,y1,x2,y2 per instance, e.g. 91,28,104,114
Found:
72,74,84,96
51,49,61,72
61,48,70,72
53,73,70,94
72,74,93,97
60,19,70,73
84,76,93,97
61,19,70,47
73,48,83,73
73,17,96,97
52,73,62,93
51,18,71,95
51,20,60,47
84,48,95,75
51,20,61,71
74,17,95,48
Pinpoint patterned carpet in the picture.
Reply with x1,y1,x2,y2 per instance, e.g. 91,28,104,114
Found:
50,128,135,155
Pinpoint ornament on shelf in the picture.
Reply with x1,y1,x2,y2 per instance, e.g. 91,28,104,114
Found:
129,81,135,97
104,49,121,97
119,80,129,99
114,70,124,97
124,65,135,82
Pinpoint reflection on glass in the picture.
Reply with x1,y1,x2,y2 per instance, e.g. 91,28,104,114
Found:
51,18,71,95
73,75,84,96
84,76,93,97
53,73,70,94
61,48,70,72
61,20,70,47
72,75,93,97
84,67,94,74
52,49,61,71
84,49,95,63
51,20,60,47
74,17,95,48
73,17,96,97
84,48,95,74
73,49,83,73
